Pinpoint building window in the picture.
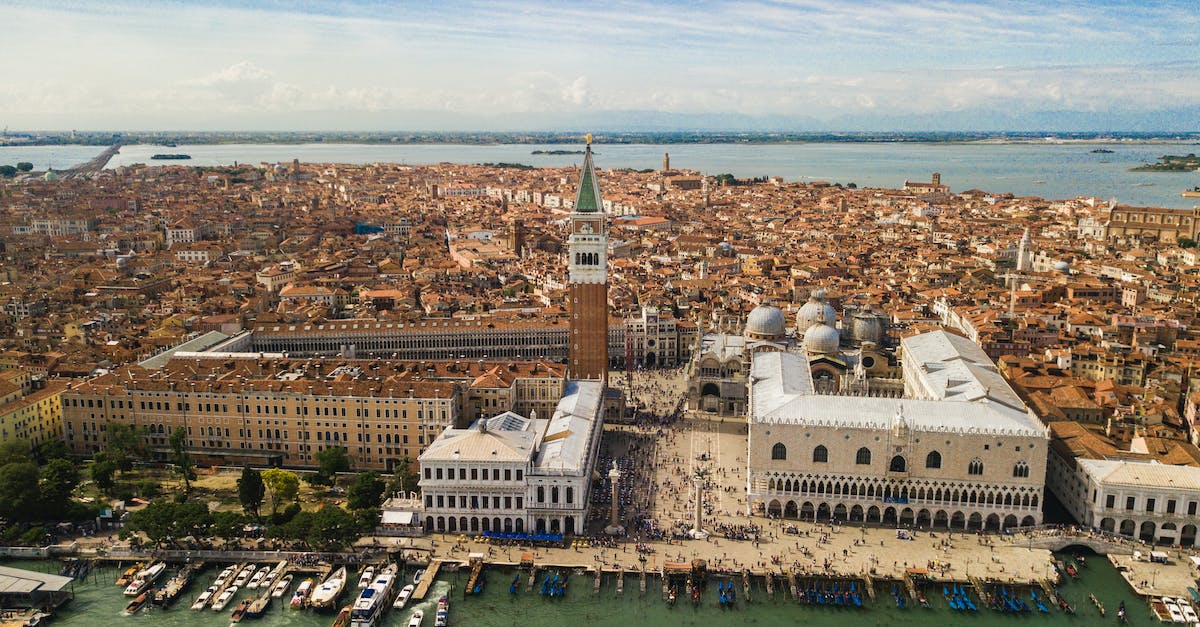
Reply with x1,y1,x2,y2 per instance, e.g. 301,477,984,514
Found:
1126,496,1135,511
1105,494,1115,509
889,455,906,473
771,443,787,460
537,486,545,502
1190,502,1197,516
566,487,573,504
813,445,828,463
1012,461,1030,478
968,458,983,475
925,451,942,469
1146,498,1156,513
1168,499,1177,514
855,447,871,465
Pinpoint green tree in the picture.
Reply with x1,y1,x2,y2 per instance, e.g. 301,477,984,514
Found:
261,468,299,516
39,459,81,513
316,446,351,482
347,471,385,511
102,423,147,472
210,510,247,544
0,440,33,466
15,162,33,172
91,453,118,495
35,439,72,464
387,457,419,497
0,462,41,520
168,427,195,495
309,505,360,550
0,165,16,178
237,466,265,519
126,501,211,547
1179,237,1197,249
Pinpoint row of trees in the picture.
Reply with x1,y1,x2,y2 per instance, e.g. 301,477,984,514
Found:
0,440,90,523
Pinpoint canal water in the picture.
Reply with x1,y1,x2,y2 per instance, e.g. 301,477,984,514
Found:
4,551,1155,626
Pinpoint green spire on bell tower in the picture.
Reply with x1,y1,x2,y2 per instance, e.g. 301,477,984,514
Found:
574,134,603,213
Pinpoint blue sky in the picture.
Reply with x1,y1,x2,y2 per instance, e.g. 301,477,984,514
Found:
2,0,1198,130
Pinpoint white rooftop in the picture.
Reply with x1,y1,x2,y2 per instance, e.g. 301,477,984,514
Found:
750,331,1044,437
902,330,1026,412
420,410,538,464
1078,458,1200,492
533,380,604,475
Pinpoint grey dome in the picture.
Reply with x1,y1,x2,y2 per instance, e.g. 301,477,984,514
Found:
850,312,885,345
797,289,837,333
745,304,786,340
1053,260,1070,273
804,322,840,354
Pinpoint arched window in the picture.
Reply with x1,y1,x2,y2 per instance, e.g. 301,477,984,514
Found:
889,455,907,473
1012,461,1029,478
813,445,828,463
855,447,872,465
772,442,787,460
968,458,984,476
925,451,942,469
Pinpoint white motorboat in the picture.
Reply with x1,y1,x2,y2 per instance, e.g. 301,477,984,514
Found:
190,585,217,610
272,573,294,598
407,609,424,627
393,584,414,609
233,564,258,587
212,565,237,589
1177,598,1199,623
290,578,314,609
309,566,348,610
357,566,376,589
212,584,239,611
412,570,424,585
247,568,268,589
123,562,166,596
350,566,396,627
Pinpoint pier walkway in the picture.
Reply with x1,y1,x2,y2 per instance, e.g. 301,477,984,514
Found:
412,560,443,601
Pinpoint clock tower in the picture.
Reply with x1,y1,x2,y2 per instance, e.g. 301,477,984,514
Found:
568,136,609,382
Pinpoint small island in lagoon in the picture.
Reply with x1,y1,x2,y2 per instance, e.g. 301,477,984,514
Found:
151,153,192,160
532,149,587,155
1131,154,1200,172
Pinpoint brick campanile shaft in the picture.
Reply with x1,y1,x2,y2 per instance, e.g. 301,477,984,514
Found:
567,135,609,383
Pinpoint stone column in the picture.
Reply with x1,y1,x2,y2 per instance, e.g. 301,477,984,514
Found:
605,460,625,535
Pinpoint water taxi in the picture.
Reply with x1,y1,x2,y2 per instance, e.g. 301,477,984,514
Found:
191,585,217,610
290,578,314,609
407,609,424,627
357,566,376,589
123,592,149,615
123,562,166,596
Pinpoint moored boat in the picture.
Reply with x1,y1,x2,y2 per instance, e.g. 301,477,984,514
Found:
350,564,396,627
272,573,294,598
357,566,376,589
229,598,251,622
332,605,353,627
234,564,258,587
115,562,143,587
247,567,268,589
291,578,314,609
212,584,239,611
434,594,449,627
393,584,414,609
191,585,217,610
153,564,197,607
123,562,167,597
407,609,424,627
245,591,272,619
124,592,149,615
212,565,237,589
309,566,348,611
412,569,424,585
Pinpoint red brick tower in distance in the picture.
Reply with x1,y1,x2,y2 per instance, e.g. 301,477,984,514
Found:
568,135,609,383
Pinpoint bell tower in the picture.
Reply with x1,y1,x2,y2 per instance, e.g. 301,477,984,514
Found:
568,135,609,382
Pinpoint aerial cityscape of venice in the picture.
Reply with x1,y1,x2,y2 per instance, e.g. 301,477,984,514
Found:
2,1,1200,626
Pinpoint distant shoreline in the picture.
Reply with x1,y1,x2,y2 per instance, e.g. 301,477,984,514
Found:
3,131,1199,148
